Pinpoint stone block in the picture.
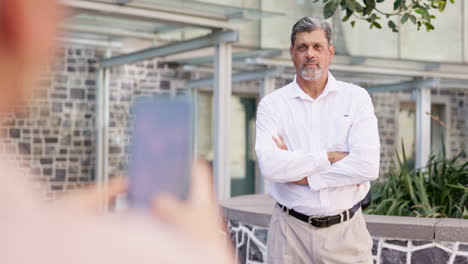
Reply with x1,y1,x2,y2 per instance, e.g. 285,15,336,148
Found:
364,214,438,240
70,88,85,100
435,218,468,242
9,128,20,138
411,247,449,264
18,142,30,155
380,248,406,264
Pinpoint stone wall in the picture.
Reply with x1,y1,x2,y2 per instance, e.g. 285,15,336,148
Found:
371,92,400,175
227,220,468,264
371,89,468,176
0,45,184,199
0,46,101,199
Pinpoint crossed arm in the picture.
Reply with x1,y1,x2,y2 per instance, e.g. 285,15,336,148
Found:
255,92,380,191
271,135,348,185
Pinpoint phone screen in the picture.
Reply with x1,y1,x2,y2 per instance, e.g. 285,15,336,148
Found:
127,98,193,209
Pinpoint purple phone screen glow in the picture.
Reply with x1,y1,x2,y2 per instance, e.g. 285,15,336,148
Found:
128,100,191,208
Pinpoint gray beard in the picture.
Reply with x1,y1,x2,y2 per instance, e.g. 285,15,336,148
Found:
300,66,322,81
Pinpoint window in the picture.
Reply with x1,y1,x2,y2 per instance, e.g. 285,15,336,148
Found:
397,102,447,168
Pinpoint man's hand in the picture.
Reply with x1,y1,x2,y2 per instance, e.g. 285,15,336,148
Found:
272,135,287,150
327,151,348,164
290,178,308,185
272,135,308,186
292,152,349,186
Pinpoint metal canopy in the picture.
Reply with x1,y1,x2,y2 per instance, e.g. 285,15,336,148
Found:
171,49,282,66
63,0,237,30
249,56,468,82
61,0,283,44
100,30,239,67
112,0,283,20
366,78,440,93
186,67,282,89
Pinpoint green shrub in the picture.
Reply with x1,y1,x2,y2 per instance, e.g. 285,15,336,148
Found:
364,145,468,219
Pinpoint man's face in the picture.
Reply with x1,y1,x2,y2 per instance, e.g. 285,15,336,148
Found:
290,30,334,81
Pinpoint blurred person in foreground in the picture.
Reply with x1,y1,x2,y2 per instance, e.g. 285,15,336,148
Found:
0,0,233,263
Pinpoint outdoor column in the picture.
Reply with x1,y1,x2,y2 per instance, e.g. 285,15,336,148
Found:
213,42,232,201
464,0,468,62
415,86,431,169
257,77,276,194
95,49,112,211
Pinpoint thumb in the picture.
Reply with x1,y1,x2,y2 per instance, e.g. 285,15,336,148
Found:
189,160,217,207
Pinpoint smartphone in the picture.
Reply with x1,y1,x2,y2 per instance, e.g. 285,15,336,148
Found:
127,98,193,209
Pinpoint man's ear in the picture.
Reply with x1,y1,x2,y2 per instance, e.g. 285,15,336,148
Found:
328,44,335,59
289,46,294,58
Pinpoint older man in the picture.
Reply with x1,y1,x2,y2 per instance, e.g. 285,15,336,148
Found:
256,17,380,264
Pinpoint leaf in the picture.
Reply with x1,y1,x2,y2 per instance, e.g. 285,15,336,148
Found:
373,21,382,29
415,8,426,15
345,0,357,12
323,0,340,19
409,14,417,24
351,20,356,27
393,0,402,10
342,8,353,22
401,13,409,24
388,20,398,32
425,22,435,31
436,0,447,12
363,0,376,15
416,8,431,21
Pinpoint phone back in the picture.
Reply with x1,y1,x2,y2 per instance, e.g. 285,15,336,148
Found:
127,98,192,209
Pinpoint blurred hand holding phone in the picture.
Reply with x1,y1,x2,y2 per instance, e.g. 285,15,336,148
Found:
127,98,193,209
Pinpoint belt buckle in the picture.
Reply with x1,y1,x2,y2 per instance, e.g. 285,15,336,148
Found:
278,204,289,215
308,216,328,228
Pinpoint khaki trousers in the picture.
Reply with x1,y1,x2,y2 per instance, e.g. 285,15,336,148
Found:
266,204,373,264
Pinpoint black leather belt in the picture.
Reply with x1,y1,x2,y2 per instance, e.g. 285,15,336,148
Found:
277,200,362,228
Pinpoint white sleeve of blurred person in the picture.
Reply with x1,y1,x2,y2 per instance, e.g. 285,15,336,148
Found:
0,0,233,263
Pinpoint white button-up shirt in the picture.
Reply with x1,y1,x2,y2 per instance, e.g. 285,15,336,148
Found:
255,72,380,216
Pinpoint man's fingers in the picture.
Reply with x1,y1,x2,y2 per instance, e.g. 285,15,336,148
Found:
278,135,285,143
278,135,287,150
273,135,288,150
272,136,281,148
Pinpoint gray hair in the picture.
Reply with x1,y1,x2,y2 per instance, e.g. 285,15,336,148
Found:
290,17,333,47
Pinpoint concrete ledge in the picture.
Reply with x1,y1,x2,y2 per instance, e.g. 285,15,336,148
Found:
221,194,468,243
221,194,275,227
364,214,439,240
435,218,468,242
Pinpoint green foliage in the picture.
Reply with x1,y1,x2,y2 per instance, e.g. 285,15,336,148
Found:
364,145,468,219
316,0,456,32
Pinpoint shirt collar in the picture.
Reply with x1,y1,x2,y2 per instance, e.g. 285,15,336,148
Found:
287,71,339,100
